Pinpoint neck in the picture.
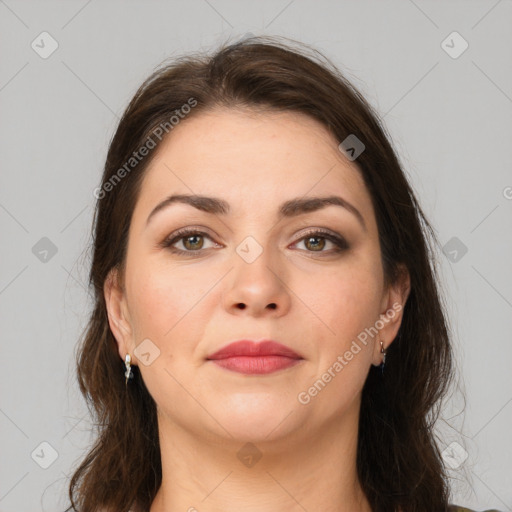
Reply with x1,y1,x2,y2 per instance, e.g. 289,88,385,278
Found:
149,400,372,512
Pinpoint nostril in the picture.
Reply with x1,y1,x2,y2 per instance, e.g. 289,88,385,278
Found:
235,303,276,310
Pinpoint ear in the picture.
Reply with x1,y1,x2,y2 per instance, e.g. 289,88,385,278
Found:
103,267,137,366
372,264,411,366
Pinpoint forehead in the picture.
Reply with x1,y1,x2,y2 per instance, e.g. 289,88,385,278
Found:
135,108,373,221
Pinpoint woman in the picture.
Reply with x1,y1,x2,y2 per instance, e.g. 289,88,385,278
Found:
66,36,500,512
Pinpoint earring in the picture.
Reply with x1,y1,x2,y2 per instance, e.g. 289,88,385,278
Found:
379,339,387,375
124,354,134,385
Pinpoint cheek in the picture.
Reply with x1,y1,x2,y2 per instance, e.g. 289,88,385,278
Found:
126,259,221,340
128,272,173,337
125,263,213,396
294,260,383,399
297,264,382,406
305,259,382,338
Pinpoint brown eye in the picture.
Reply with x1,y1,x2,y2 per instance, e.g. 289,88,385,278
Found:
161,229,218,255
294,230,349,255
304,236,326,251
182,234,204,250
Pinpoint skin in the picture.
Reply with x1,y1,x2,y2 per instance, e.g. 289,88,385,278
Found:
104,107,410,512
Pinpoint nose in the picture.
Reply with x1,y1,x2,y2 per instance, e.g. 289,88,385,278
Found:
222,246,291,318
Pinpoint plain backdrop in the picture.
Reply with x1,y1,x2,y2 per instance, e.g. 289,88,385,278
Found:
0,1,511,511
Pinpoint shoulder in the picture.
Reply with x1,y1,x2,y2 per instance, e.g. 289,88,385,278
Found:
448,505,504,512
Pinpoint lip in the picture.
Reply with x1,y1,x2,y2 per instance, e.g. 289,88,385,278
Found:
207,340,302,359
206,340,303,375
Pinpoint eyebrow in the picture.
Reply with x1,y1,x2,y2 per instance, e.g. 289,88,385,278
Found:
145,193,366,231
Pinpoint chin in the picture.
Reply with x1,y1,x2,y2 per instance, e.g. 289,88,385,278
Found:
214,396,300,440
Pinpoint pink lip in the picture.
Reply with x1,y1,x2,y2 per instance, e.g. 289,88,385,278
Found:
206,340,303,375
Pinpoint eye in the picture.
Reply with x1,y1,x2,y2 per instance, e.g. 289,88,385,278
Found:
292,229,349,255
160,227,349,257
160,228,219,256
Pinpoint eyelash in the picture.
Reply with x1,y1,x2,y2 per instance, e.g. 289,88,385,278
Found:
160,227,349,257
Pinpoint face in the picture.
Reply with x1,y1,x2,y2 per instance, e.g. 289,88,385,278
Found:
105,107,408,443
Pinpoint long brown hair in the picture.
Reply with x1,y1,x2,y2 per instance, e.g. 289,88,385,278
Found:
67,35,454,512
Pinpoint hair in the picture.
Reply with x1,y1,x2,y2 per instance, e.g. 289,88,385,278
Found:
66,35,454,512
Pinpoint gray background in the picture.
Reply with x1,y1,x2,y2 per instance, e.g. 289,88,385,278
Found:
1,1,511,511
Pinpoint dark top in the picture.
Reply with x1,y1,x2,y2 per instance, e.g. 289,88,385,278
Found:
448,505,503,512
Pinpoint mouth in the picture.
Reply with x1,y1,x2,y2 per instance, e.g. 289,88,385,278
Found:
206,339,303,375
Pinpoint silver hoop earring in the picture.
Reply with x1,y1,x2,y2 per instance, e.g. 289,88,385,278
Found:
124,354,134,385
